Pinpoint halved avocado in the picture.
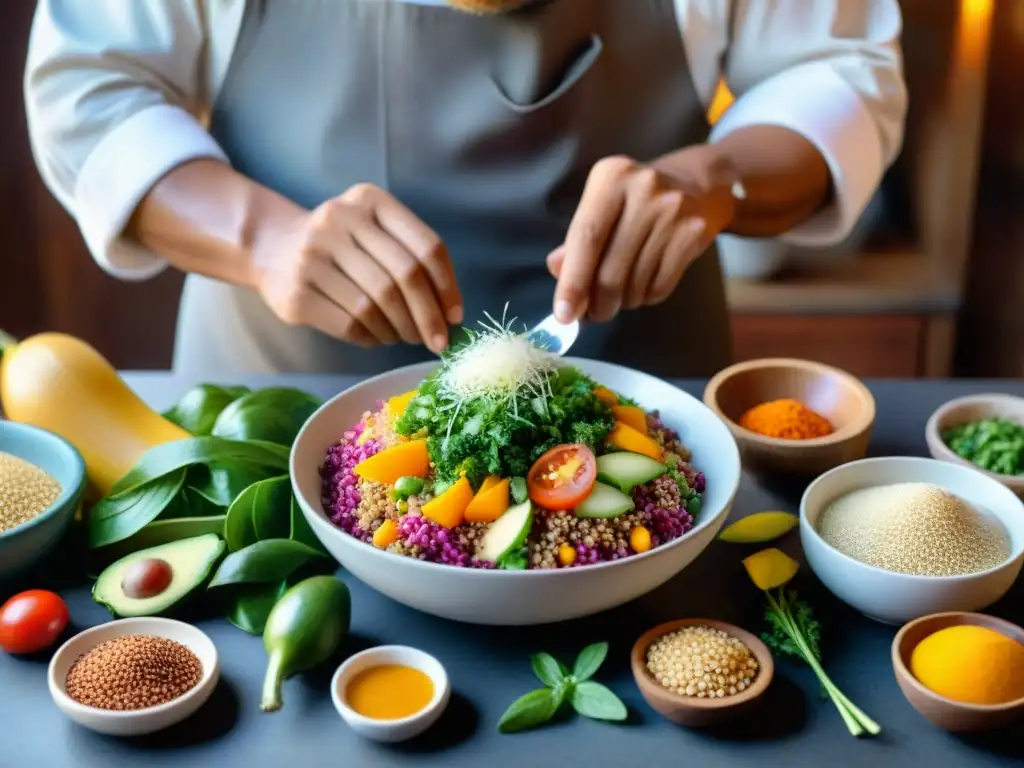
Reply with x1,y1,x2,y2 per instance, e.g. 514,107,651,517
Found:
93,533,226,618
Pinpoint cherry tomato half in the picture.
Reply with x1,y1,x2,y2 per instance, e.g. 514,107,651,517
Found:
0,589,69,655
527,443,598,511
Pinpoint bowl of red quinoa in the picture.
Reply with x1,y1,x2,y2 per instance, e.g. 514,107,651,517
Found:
292,353,741,626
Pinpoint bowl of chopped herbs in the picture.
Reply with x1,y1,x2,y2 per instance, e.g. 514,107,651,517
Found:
926,394,1024,497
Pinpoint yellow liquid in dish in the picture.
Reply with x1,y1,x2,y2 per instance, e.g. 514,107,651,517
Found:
345,664,434,720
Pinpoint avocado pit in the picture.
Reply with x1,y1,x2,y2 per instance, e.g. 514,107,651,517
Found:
121,557,174,599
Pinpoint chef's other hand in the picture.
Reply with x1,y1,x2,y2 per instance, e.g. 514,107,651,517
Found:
254,183,463,353
549,149,739,324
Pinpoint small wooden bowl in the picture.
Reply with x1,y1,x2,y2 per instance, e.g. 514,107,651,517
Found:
892,611,1024,733
703,358,875,477
631,618,774,728
925,394,1024,498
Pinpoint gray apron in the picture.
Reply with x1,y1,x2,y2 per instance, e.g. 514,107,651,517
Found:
174,0,733,378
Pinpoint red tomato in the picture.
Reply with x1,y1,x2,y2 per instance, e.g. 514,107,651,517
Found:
527,444,598,511
0,590,70,655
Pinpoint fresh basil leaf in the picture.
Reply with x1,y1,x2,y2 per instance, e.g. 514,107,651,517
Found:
224,580,288,635
225,483,259,553
497,688,561,734
573,641,609,682
163,384,251,435
211,387,323,446
181,486,225,517
289,494,329,555
530,653,567,688
94,514,226,565
109,437,289,498
570,681,627,722
207,539,327,588
251,476,292,541
189,461,278,507
88,469,187,548
509,477,528,505
498,547,528,571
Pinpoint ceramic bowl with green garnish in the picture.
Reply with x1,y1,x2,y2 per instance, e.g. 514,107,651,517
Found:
925,394,1024,498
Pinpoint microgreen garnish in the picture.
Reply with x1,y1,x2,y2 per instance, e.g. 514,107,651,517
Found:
498,642,627,733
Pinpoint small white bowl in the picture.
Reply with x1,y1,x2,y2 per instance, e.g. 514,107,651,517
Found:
800,456,1024,625
48,617,220,736
331,645,450,743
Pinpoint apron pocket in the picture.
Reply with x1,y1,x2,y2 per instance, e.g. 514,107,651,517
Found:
491,33,603,113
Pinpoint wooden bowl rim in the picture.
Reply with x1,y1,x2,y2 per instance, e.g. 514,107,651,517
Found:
703,358,876,449
630,618,774,711
891,611,1024,712
924,394,1024,492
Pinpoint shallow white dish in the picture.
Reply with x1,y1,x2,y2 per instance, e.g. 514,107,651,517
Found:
48,617,219,736
800,456,1024,625
331,645,450,743
291,358,742,626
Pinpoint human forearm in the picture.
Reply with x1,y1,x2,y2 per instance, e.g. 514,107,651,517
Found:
652,125,831,238
125,159,307,287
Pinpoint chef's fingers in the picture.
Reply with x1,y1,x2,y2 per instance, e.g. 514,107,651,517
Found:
329,239,421,345
365,190,464,326
301,290,377,348
587,187,669,322
352,219,450,354
546,245,566,279
555,160,627,323
306,259,399,345
646,218,707,305
624,192,687,311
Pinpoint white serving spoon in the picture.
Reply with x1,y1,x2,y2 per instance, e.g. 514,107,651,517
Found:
526,313,580,356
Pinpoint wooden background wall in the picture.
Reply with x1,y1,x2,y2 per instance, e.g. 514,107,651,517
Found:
2,0,1022,375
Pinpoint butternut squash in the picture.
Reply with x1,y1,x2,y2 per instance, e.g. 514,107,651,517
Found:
593,386,619,407
387,389,418,421
611,404,647,433
0,331,191,499
422,475,474,528
354,439,429,484
465,476,510,523
606,421,663,461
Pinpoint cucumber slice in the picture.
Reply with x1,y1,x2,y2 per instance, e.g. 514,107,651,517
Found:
478,501,534,563
575,482,635,519
596,451,666,493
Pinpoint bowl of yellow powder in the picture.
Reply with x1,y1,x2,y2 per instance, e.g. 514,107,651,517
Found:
800,456,1024,625
0,420,87,582
893,611,1024,733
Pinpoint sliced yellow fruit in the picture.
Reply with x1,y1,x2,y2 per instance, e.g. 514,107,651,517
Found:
719,511,799,544
742,547,800,591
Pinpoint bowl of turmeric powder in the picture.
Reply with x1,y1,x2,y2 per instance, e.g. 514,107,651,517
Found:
703,358,875,477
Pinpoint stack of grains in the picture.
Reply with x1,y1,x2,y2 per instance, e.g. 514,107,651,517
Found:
321,421,382,543
816,482,1011,576
65,635,203,711
646,625,760,698
0,452,62,534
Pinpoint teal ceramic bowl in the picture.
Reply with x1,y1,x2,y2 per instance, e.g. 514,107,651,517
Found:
0,421,87,582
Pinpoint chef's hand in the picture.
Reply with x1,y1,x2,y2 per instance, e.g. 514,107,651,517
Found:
253,183,462,353
549,149,740,323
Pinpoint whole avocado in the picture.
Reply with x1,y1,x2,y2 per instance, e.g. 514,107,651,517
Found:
260,575,351,712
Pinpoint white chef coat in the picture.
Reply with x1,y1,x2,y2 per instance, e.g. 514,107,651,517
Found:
24,0,907,283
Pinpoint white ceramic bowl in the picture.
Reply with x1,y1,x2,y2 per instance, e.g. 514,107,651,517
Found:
48,617,220,736
800,456,1024,625
292,358,741,625
331,645,450,743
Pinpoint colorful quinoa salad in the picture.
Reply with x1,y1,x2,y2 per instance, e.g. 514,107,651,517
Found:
320,309,705,571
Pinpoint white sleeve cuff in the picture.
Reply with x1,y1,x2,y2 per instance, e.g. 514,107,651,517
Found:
709,61,884,248
74,103,230,281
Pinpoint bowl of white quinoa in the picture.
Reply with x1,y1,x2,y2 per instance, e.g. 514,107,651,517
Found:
800,456,1024,625
0,421,87,582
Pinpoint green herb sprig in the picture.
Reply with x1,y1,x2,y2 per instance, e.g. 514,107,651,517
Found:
498,642,627,733
762,589,880,737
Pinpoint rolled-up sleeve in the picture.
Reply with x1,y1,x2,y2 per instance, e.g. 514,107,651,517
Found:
709,0,908,247
24,0,228,280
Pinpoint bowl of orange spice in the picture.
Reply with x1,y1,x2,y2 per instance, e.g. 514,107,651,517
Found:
703,358,875,476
